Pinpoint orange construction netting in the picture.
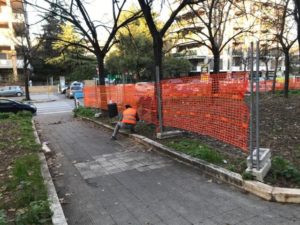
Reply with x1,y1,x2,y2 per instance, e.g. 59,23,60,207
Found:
84,73,250,151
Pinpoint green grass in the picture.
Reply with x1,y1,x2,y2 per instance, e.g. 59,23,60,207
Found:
0,112,52,224
73,106,96,118
275,89,300,96
166,138,224,164
10,154,48,207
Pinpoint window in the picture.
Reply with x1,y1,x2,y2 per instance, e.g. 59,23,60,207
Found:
0,53,7,59
71,86,81,90
0,99,11,104
0,46,11,51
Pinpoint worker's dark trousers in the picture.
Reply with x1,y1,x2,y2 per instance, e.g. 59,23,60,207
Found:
112,122,135,138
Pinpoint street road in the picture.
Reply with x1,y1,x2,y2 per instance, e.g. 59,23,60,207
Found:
34,94,74,115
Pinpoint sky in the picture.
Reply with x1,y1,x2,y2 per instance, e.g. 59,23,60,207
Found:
26,0,171,41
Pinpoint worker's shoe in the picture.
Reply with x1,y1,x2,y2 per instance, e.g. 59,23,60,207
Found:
111,136,117,140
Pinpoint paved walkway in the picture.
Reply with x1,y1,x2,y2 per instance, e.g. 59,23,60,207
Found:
36,114,300,225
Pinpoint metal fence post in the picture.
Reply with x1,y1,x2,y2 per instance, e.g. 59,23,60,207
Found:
155,66,163,134
255,41,260,170
250,42,254,168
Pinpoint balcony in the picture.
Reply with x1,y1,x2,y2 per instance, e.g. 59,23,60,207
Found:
11,0,24,14
177,41,201,50
0,59,24,69
176,11,194,21
0,0,6,6
13,13,25,22
175,25,204,35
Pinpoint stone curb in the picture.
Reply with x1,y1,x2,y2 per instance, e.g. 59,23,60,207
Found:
32,119,68,225
80,116,300,204
25,99,56,104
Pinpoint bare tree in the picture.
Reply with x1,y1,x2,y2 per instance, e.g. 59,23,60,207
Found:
137,0,203,132
273,0,297,97
175,0,251,73
293,0,300,55
137,0,204,80
27,0,141,85
259,42,272,80
271,44,282,94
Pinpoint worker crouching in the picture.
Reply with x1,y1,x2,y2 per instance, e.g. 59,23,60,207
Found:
111,104,139,140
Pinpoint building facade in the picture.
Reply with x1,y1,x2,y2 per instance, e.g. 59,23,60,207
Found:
0,0,25,83
169,0,298,77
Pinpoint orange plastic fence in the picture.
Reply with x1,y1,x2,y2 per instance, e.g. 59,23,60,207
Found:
84,73,250,151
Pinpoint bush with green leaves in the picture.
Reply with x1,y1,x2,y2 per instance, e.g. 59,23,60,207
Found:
271,156,300,184
166,139,224,164
73,106,96,118
0,210,7,225
16,200,52,225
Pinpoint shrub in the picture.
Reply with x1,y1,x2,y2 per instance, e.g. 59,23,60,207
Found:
16,200,52,225
0,210,7,225
271,156,300,183
167,139,224,164
242,172,255,180
73,106,95,118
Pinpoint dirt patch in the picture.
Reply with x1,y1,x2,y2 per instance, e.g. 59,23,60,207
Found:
259,94,300,169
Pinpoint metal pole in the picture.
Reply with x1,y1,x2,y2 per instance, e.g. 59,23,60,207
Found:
249,42,254,169
255,41,260,170
155,66,163,134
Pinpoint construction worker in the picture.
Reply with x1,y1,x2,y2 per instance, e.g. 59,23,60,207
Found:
111,104,139,140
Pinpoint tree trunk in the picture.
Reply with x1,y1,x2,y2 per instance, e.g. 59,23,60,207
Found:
153,35,164,132
265,61,269,80
153,36,163,80
212,50,220,93
24,69,30,100
96,55,107,109
213,51,220,73
23,57,30,100
284,51,290,98
272,56,279,94
96,55,105,85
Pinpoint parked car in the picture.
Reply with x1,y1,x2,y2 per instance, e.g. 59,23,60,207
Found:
60,84,69,94
65,86,82,99
0,99,37,114
0,86,24,97
70,81,83,88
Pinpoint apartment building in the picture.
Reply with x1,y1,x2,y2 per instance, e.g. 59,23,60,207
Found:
0,0,25,82
170,0,297,76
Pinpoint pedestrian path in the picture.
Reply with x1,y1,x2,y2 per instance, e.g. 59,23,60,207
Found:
36,114,300,225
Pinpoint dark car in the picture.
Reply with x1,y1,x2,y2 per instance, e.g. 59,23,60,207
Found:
0,99,37,114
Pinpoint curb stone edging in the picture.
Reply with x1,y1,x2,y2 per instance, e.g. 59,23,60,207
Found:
32,119,68,225
80,116,300,204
